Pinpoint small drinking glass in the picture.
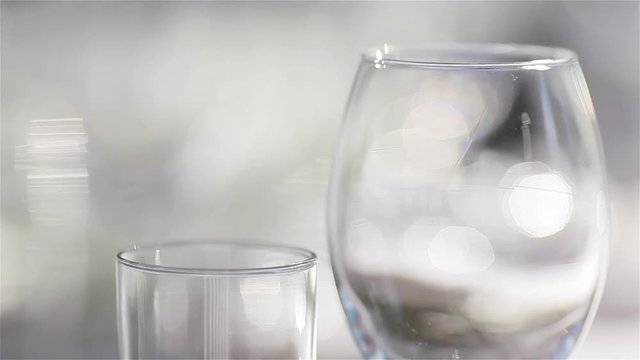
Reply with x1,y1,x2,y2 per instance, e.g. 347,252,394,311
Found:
116,240,317,359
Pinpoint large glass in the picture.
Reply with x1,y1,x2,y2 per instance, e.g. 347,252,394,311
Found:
328,44,608,359
116,240,317,359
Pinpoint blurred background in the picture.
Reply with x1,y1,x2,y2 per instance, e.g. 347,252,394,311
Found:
1,1,637,359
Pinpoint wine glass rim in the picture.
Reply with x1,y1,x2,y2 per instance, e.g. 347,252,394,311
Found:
116,239,318,276
363,43,579,70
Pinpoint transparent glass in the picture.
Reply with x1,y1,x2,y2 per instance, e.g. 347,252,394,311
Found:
116,240,318,359
328,44,609,359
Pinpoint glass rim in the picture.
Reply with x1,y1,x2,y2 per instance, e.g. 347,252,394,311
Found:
362,43,579,70
116,239,318,276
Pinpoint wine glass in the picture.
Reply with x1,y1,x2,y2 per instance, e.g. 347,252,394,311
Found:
328,44,608,359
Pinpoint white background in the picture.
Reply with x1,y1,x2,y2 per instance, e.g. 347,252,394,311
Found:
1,1,638,358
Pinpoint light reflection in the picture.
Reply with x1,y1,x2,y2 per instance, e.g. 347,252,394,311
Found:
240,276,283,326
399,78,480,172
374,49,384,69
427,226,495,274
361,130,425,199
522,63,551,71
153,280,188,333
361,127,463,201
361,74,514,200
347,220,387,272
446,151,512,228
400,220,495,276
402,128,466,170
596,191,607,235
294,288,306,333
400,220,443,267
411,73,513,141
405,100,469,140
401,83,474,170
15,117,88,227
507,171,573,238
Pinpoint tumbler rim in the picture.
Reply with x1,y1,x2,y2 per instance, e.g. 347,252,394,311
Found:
116,239,317,276
363,43,579,70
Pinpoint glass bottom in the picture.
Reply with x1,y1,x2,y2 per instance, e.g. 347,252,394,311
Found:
338,287,587,360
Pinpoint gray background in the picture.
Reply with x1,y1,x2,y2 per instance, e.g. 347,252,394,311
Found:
1,1,638,358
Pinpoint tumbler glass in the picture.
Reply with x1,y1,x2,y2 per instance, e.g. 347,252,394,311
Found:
116,240,317,359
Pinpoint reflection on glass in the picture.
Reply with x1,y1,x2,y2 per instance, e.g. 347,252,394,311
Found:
347,220,387,273
507,172,573,238
500,161,574,238
240,276,283,326
427,226,495,274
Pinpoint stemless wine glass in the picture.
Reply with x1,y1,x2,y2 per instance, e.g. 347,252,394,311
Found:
328,44,608,359
116,240,317,359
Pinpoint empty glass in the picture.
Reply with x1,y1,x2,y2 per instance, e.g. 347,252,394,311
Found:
116,240,317,359
328,44,609,359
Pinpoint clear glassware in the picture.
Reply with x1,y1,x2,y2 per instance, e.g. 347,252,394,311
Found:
328,44,608,359
116,240,317,359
